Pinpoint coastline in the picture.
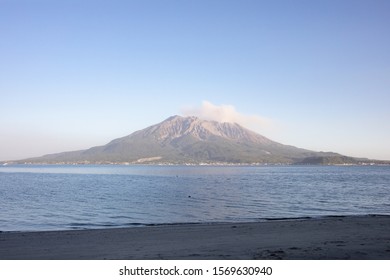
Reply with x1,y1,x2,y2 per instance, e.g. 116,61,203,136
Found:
1,215,390,260
2,161,390,166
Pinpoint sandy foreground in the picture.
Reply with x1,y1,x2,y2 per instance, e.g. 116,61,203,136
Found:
1,215,390,260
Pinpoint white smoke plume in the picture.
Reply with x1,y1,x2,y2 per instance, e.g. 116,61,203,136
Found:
181,101,272,132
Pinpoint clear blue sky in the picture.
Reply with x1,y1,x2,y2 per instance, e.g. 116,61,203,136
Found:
1,0,389,161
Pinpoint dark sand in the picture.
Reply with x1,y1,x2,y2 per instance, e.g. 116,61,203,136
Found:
1,215,390,260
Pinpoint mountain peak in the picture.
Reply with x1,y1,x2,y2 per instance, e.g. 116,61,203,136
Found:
164,115,197,122
147,115,270,144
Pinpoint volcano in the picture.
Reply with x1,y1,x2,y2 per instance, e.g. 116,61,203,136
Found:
21,115,361,164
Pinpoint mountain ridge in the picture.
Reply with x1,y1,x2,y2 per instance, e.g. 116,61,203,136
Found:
7,115,384,165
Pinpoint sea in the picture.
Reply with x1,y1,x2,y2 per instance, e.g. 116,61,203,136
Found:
0,164,389,232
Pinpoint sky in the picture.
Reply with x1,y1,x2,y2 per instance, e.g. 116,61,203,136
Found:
1,0,389,161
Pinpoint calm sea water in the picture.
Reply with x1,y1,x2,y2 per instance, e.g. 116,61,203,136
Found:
0,165,389,231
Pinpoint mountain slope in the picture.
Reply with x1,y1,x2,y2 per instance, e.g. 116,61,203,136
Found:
21,115,360,164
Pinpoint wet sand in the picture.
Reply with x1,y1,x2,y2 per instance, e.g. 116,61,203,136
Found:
1,215,390,260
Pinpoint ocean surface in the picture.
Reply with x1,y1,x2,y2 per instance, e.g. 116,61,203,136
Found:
0,165,389,232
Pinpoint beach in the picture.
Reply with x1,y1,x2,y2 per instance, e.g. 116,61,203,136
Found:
1,215,389,260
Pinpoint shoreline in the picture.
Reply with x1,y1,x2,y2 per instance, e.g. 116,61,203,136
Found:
1,215,390,260
2,214,387,234
2,162,390,166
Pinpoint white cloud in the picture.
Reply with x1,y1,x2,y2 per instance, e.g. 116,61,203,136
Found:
181,101,272,132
